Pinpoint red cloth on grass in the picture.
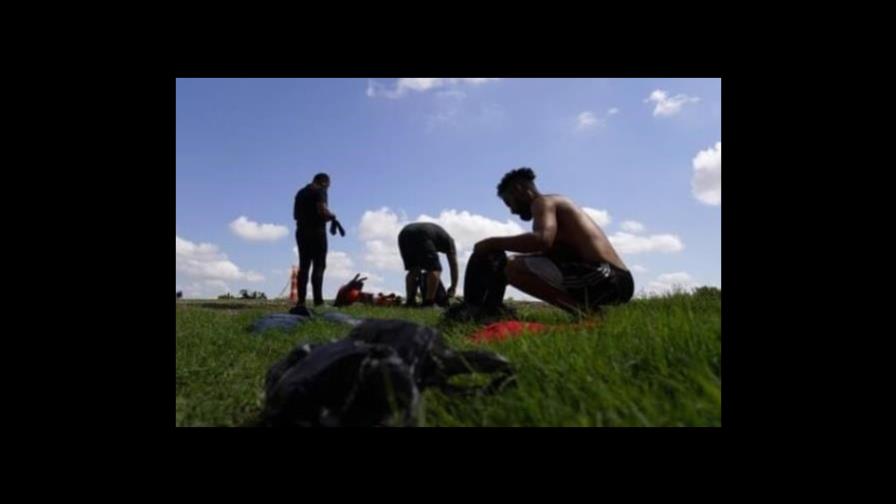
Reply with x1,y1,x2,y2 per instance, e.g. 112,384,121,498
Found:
470,321,548,343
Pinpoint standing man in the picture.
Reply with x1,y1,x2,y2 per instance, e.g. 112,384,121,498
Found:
293,173,337,308
397,222,459,307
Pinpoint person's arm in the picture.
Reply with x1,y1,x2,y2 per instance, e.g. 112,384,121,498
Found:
446,248,459,297
317,201,336,221
475,198,557,254
315,188,336,221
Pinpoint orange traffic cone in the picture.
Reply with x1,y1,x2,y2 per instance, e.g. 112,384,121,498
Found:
289,265,299,303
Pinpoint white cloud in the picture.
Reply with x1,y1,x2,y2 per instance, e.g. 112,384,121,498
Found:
577,111,598,130
576,107,618,131
363,239,405,272
366,78,500,99
324,251,384,285
631,264,648,273
366,80,382,97
357,208,409,272
205,279,231,290
642,272,697,297
645,89,700,117
244,271,264,282
692,141,721,206
608,232,684,254
620,220,645,233
325,251,356,281
418,209,525,254
397,78,444,92
229,216,289,241
582,207,612,227
359,207,405,241
427,97,504,132
369,78,500,131
180,279,234,299
176,235,264,283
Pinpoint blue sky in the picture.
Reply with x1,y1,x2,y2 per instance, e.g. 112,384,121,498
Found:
176,78,721,300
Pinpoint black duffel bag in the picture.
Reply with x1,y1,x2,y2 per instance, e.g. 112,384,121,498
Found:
261,319,516,427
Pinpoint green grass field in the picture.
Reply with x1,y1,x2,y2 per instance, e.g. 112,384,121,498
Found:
176,290,721,427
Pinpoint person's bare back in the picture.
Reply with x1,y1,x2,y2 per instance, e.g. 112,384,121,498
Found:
539,194,628,271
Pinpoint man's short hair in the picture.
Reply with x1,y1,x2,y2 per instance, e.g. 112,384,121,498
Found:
497,167,536,195
313,173,330,184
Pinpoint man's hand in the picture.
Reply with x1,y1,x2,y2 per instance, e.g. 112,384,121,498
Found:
474,238,499,256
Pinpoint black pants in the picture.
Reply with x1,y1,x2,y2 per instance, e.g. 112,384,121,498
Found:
296,228,327,305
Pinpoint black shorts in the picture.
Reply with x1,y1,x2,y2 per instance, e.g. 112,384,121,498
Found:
518,256,634,308
398,229,442,272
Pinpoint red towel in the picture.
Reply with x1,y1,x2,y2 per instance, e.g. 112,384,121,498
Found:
470,320,548,343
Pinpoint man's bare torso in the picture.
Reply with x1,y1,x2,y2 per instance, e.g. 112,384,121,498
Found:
537,194,628,271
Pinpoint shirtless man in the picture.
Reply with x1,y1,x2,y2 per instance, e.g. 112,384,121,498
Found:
473,167,634,313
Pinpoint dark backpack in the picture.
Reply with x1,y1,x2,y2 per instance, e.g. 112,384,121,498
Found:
261,319,516,427
443,251,516,322
462,250,508,308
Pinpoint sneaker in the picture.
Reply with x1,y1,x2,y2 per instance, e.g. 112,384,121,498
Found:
493,304,519,320
443,302,481,323
443,302,519,324
289,305,314,317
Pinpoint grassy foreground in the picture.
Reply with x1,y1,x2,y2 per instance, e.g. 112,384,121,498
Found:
175,291,721,427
